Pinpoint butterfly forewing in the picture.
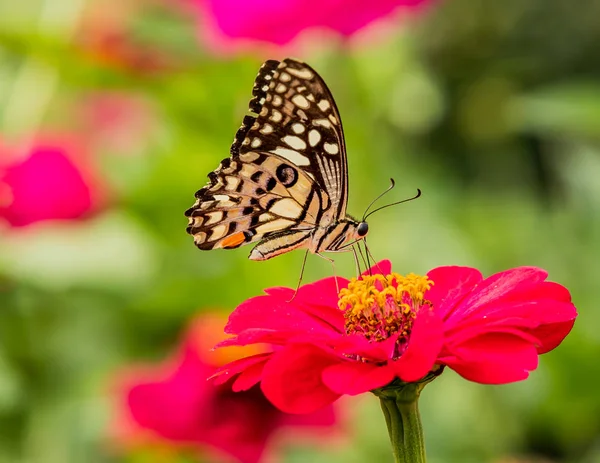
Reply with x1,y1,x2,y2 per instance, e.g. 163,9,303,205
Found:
186,58,353,259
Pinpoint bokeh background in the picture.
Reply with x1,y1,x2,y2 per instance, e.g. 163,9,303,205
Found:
1,0,599,462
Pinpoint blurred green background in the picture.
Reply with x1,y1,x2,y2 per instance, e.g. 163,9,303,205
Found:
1,0,599,462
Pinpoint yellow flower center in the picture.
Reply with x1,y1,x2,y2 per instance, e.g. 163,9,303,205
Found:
338,273,433,344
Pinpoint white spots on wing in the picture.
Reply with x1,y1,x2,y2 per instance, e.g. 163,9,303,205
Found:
260,123,273,135
306,93,316,102
275,83,287,93
259,213,274,222
296,86,306,92
308,129,321,147
255,218,296,235
273,95,283,107
193,231,207,244
292,123,305,134
251,138,262,148
264,74,272,80
210,224,227,241
208,180,223,192
270,110,282,123
225,176,241,191
272,148,310,166
261,85,269,92
288,67,314,79
318,99,331,111
270,198,303,218
221,160,237,174
258,97,266,105
328,114,338,125
315,156,341,211
279,72,291,82
313,118,333,128
240,151,260,162
283,135,307,151
296,109,308,121
205,211,223,225
213,195,229,202
324,142,339,155
260,106,269,117
292,94,310,109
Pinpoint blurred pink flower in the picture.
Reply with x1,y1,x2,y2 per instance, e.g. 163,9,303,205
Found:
0,136,106,227
113,315,339,463
190,0,431,52
74,91,156,154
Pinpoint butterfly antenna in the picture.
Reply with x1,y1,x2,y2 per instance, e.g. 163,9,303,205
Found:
363,188,422,222
362,178,397,222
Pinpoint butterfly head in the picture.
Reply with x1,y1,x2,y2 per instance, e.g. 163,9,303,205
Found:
356,221,369,238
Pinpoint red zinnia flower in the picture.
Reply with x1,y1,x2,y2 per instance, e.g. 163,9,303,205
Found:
112,315,339,463
213,261,577,414
189,0,432,53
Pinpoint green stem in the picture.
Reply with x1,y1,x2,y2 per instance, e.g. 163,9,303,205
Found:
374,382,428,463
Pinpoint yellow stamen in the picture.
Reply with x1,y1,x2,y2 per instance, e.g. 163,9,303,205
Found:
338,273,433,343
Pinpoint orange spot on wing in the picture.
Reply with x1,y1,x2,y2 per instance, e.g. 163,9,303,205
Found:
221,231,246,249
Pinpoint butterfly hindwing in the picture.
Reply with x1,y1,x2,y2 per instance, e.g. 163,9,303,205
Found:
186,151,323,251
186,58,351,259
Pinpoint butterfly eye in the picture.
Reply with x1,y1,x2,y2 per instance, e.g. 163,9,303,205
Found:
357,222,369,237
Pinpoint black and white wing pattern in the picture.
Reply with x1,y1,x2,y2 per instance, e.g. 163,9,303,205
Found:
185,58,350,259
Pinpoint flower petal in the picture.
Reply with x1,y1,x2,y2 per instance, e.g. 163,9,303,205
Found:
265,279,347,331
266,276,346,312
261,344,341,414
211,353,271,385
225,294,340,338
392,307,444,382
232,358,269,392
448,267,548,323
531,319,576,354
331,332,399,362
362,260,392,277
322,362,396,395
426,266,483,320
442,332,539,384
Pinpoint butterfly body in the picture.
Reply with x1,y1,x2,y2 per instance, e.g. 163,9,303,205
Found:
186,58,368,261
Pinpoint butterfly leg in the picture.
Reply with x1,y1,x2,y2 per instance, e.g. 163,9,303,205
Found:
316,252,339,294
287,248,311,303
363,238,384,275
351,245,362,276
355,243,369,276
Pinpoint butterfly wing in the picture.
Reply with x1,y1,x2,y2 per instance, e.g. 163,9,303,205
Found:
186,151,322,252
186,58,349,256
236,58,349,222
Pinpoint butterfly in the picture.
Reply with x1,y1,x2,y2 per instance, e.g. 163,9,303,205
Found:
185,58,370,262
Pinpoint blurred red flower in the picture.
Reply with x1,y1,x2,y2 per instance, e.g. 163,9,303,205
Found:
0,137,105,228
213,261,577,414
191,0,431,52
113,315,339,463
